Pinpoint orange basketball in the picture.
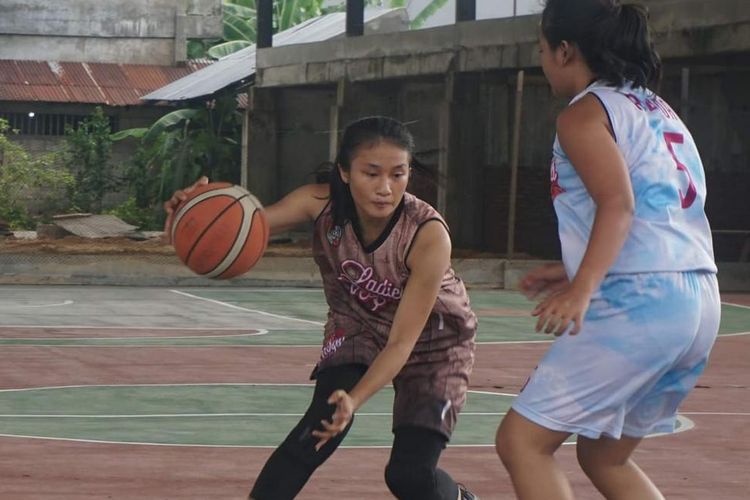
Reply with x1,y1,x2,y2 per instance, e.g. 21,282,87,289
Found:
171,182,269,279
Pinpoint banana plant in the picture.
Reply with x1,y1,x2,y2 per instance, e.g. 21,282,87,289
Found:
193,0,448,59
205,0,328,59
111,94,242,209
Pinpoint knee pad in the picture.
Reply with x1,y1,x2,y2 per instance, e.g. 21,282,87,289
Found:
384,460,436,499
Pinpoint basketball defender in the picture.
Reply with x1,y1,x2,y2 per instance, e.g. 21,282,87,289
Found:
495,1,720,499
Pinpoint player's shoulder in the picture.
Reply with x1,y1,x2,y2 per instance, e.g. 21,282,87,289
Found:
558,93,610,131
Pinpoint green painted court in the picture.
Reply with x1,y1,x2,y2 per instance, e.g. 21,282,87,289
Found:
0,286,742,449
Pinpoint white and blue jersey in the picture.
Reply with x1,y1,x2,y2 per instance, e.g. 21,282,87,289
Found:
550,81,717,281
513,82,721,439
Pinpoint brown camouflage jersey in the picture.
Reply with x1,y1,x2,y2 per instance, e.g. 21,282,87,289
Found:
312,192,477,437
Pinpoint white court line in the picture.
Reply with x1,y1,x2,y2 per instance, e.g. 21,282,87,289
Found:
0,384,696,448
477,339,552,345
0,325,268,331
722,301,750,310
0,344,317,349
680,411,750,416
0,382,318,392
170,289,324,327
10,300,74,308
0,412,507,418
191,288,323,293
0,329,268,341
0,418,695,450
0,433,474,448
721,331,750,337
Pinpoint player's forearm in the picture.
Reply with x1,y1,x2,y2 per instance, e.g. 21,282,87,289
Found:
348,342,413,410
573,202,633,293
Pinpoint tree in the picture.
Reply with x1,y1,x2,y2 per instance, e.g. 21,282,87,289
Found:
111,92,243,220
0,119,75,229
364,0,449,29
189,0,447,59
191,0,334,59
61,107,117,213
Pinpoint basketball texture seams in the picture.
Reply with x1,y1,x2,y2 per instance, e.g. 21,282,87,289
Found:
171,183,269,279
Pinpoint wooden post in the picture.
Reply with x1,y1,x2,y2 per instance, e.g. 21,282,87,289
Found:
507,70,525,258
241,93,250,189
681,67,690,125
437,72,454,216
329,80,347,161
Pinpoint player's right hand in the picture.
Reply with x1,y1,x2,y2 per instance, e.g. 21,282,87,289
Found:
519,262,569,300
162,176,209,244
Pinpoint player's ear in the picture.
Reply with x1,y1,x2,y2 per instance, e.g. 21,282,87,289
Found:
558,40,573,65
337,164,350,184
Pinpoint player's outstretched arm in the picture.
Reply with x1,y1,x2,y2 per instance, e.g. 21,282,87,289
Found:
263,183,329,235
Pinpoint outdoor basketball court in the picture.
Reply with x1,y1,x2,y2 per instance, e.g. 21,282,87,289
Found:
0,285,748,498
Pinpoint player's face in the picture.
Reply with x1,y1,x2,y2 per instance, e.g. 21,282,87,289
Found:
339,141,410,227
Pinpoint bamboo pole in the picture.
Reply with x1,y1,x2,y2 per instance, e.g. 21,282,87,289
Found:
506,69,525,258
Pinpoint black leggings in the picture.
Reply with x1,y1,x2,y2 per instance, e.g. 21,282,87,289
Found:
249,364,460,500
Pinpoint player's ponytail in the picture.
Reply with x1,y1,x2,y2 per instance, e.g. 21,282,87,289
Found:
542,0,661,88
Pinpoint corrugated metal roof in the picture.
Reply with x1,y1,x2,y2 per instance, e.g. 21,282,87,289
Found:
0,60,211,106
142,8,408,102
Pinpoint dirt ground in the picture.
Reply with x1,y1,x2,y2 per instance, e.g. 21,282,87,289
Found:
0,235,313,257
0,234,505,258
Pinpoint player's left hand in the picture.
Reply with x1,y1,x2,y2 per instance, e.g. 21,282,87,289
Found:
312,389,354,451
532,284,591,336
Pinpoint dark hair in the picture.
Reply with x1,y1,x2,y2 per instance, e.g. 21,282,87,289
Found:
541,0,661,88
322,116,416,226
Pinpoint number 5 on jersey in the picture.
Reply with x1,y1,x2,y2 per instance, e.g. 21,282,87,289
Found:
663,132,697,209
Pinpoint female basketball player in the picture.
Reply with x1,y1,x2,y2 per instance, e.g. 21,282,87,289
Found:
494,1,720,499
164,116,479,500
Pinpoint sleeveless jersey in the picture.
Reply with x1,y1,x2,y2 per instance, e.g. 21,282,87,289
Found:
550,81,717,279
312,192,477,370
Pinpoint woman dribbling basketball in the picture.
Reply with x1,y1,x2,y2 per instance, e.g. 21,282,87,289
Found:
165,116,480,500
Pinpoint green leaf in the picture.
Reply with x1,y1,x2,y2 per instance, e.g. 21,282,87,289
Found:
144,109,201,144
224,2,256,19
227,0,256,9
224,12,256,41
410,0,448,29
207,40,252,59
110,128,148,141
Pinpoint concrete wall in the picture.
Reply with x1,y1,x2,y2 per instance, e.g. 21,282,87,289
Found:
248,58,750,259
2,101,175,211
2,101,168,159
0,0,222,64
251,65,750,257
256,0,750,87
245,0,750,260
1,253,748,291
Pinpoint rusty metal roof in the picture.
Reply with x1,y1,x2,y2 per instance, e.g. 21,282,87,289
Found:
0,60,211,106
